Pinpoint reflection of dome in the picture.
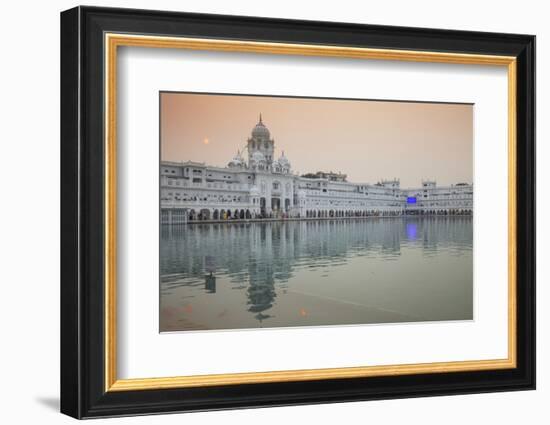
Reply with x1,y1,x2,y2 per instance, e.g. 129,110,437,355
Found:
251,114,271,139
251,151,266,163
249,186,260,196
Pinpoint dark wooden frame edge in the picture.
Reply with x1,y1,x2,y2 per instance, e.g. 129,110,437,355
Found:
60,5,536,419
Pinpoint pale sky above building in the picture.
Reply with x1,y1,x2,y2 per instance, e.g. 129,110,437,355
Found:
160,92,473,188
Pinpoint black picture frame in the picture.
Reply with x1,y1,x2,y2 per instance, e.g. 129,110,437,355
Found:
61,5,535,419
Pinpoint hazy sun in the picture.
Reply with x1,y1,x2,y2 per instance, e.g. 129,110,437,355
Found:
203,137,210,145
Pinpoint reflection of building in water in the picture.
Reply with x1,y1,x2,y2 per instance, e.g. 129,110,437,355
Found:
247,264,276,322
160,218,472,322
160,115,473,224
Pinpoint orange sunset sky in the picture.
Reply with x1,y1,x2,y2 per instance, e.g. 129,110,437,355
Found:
160,92,473,188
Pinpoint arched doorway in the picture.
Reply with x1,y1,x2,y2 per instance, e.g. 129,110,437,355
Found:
200,209,210,220
284,198,291,212
260,197,266,217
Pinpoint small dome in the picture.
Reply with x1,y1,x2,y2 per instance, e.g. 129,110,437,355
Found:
272,159,282,172
249,186,260,196
251,114,271,139
228,158,242,168
228,150,244,168
278,151,290,167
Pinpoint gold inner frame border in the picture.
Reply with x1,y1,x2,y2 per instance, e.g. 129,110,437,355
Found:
104,33,517,392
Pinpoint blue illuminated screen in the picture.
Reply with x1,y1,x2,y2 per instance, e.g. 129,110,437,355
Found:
407,197,417,204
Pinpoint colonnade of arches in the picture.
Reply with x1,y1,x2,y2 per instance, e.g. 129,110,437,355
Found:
404,209,473,216
187,208,255,221
162,206,473,224
304,209,401,218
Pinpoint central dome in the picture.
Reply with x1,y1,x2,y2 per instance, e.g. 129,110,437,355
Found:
251,114,271,139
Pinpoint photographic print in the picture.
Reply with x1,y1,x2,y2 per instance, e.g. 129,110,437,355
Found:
160,92,474,332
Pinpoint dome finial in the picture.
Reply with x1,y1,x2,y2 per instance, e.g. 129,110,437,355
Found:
252,114,270,138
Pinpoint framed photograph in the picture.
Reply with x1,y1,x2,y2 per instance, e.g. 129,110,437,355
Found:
60,6,535,419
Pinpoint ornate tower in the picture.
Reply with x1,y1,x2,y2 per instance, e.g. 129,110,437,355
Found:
247,114,274,170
